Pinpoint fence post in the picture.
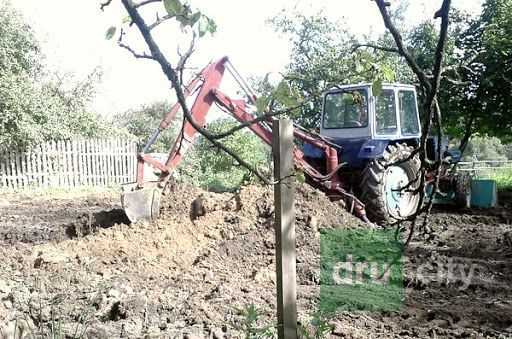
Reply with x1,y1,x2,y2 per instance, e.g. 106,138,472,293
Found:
272,119,297,339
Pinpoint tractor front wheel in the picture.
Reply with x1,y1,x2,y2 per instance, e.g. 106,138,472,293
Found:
359,143,421,225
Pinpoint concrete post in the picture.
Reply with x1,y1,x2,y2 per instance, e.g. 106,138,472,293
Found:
272,119,297,339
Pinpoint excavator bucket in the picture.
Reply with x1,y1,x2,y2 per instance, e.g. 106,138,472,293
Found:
121,182,163,223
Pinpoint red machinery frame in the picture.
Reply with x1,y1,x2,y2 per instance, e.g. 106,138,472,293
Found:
135,57,369,222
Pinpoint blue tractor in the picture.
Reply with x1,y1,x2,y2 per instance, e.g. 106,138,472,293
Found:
121,57,470,225
304,83,427,224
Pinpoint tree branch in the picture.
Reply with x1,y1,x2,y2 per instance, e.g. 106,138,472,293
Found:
426,0,452,105
117,29,154,60
134,0,162,9
373,0,432,92
148,14,175,30
212,101,309,140
120,0,272,184
176,33,196,84
118,42,155,60
351,43,399,54
100,0,112,11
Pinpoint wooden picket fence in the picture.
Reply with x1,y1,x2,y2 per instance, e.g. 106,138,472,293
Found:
0,138,138,190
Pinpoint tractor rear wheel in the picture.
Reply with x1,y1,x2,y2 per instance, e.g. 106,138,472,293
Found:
359,143,421,225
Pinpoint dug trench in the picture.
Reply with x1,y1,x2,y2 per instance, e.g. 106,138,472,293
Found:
0,185,511,338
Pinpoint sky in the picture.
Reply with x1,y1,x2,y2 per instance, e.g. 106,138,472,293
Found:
11,0,484,117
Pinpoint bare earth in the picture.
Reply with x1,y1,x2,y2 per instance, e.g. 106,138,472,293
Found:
0,185,511,338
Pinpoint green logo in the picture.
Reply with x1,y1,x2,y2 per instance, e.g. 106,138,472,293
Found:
320,229,404,313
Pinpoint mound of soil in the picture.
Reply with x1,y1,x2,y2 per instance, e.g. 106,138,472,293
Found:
0,184,511,338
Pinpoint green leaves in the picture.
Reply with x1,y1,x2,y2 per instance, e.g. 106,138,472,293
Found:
189,11,201,26
296,169,306,184
105,26,116,40
198,15,217,37
256,96,271,114
179,118,269,192
254,78,301,114
161,0,216,36
163,0,183,16
372,78,383,97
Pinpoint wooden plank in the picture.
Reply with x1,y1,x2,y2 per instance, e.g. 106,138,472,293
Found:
52,140,59,187
64,140,70,188
29,147,35,188
5,151,11,190
47,141,53,187
13,151,19,190
117,138,123,184
25,150,30,188
85,140,93,186
106,139,112,185
25,149,31,188
111,139,116,184
17,151,24,189
118,139,124,183
72,139,78,187
112,139,117,184
0,153,7,189
36,144,43,187
44,141,51,188
62,140,68,188
29,146,35,187
69,140,75,188
56,140,62,187
131,142,137,182
15,150,23,189
111,138,119,185
77,139,84,186
107,139,112,185
89,139,94,186
0,155,7,188
7,151,13,190
70,139,75,188
106,139,112,186
95,139,101,186
89,140,94,186
84,139,89,186
24,148,31,188
51,140,57,187
121,139,127,183
100,139,106,186
41,142,47,188
272,119,297,339
112,138,118,184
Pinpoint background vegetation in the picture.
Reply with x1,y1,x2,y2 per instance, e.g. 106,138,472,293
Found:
1,0,510,192
0,1,115,152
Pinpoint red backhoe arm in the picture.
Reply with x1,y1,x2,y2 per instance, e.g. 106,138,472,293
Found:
134,57,369,222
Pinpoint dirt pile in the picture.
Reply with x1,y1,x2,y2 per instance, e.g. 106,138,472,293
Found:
1,184,512,338
0,184,364,338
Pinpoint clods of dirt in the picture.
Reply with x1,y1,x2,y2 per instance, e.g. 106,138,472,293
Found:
0,183,511,338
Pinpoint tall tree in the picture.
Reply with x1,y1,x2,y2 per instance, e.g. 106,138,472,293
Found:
0,1,112,151
460,0,512,143
268,11,400,128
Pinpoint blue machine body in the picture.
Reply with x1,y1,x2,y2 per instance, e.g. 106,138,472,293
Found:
305,83,423,168
304,137,419,168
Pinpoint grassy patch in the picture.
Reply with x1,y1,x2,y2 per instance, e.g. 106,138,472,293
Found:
320,229,404,313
